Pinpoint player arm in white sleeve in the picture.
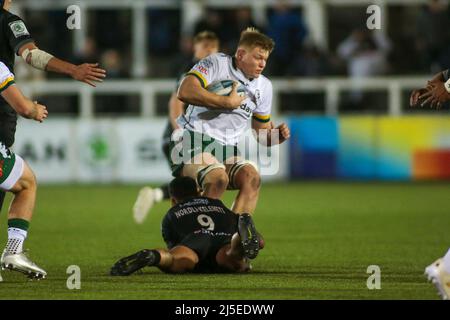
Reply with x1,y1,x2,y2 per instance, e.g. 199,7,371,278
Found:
0,63,48,122
251,81,290,146
177,55,245,110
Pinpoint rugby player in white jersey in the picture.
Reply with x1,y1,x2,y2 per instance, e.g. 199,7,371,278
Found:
0,61,47,280
133,31,220,224
173,28,290,259
410,69,450,300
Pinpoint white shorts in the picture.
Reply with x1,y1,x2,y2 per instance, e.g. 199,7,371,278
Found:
0,154,25,191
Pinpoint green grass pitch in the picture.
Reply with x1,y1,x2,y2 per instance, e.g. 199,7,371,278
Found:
0,182,449,300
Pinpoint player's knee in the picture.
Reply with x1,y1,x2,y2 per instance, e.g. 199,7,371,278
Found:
11,162,36,193
22,164,37,189
198,164,228,197
235,166,261,192
169,247,199,273
207,169,229,191
228,161,260,191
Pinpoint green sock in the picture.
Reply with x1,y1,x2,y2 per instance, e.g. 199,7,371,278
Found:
8,218,30,231
6,219,29,254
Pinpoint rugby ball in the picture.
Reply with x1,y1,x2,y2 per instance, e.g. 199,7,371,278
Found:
206,80,246,97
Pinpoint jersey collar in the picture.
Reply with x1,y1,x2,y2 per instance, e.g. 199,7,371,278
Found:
231,57,254,85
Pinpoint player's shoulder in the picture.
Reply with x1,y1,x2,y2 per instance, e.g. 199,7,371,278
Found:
256,74,272,93
2,10,23,23
203,52,230,65
258,74,272,87
0,61,10,72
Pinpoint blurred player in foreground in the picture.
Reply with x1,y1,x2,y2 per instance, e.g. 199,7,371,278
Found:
111,177,263,275
0,0,106,213
0,61,47,280
133,31,220,224
410,68,450,300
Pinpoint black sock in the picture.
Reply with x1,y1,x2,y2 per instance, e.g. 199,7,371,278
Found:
150,250,161,266
161,184,170,200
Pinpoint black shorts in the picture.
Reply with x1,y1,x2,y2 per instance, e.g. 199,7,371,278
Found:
0,105,17,148
179,230,233,273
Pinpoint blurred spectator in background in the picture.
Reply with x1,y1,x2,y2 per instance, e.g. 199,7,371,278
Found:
172,35,194,76
100,50,125,78
96,50,127,114
337,28,391,78
289,43,333,77
266,1,308,76
337,28,391,108
226,8,264,53
89,10,131,78
194,9,230,50
91,10,131,53
416,0,450,73
147,9,181,77
73,37,100,66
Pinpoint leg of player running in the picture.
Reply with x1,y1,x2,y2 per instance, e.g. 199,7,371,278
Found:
8,163,36,222
182,152,228,200
133,184,169,224
111,246,199,275
225,158,261,215
132,134,174,224
231,166,261,214
1,161,46,279
225,158,262,259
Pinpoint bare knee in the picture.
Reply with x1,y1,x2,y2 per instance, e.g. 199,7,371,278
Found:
10,163,36,193
168,246,199,273
205,169,228,190
201,168,228,199
234,166,261,192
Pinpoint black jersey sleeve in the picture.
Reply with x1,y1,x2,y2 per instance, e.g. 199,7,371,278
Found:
161,213,178,249
4,13,34,55
443,69,449,82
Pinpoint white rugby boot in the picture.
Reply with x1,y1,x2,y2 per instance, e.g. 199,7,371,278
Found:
425,258,450,300
133,187,155,224
1,250,47,280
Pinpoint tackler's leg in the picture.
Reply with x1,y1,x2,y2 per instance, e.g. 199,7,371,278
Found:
226,159,262,259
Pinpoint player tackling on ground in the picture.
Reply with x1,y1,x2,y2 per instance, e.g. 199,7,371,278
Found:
111,177,263,275
171,28,290,258
133,31,220,224
410,68,450,300
0,61,47,280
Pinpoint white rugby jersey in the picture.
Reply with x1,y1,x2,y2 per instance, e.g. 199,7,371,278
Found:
177,53,272,146
0,62,15,93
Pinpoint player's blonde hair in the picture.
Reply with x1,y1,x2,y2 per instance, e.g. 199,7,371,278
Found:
238,27,275,53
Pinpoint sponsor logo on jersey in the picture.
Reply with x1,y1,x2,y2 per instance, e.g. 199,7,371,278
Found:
9,21,30,38
199,59,213,69
0,143,11,159
197,65,208,75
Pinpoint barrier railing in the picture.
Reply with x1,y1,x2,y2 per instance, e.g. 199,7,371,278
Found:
18,76,430,118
